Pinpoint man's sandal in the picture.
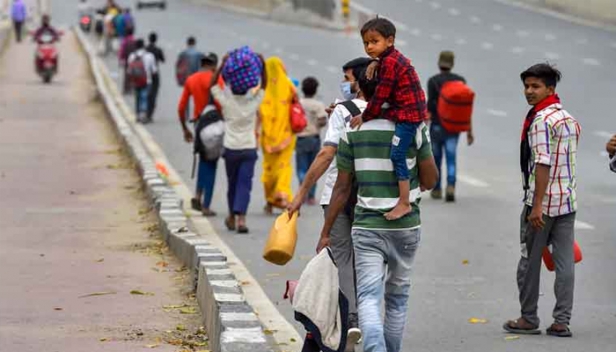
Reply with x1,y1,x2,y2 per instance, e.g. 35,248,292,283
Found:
546,324,572,337
503,319,541,335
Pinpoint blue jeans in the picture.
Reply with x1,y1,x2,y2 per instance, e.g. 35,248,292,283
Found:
430,123,459,190
353,228,421,352
223,149,258,215
134,85,150,115
391,122,421,180
196,158,218,209
295,135,320,199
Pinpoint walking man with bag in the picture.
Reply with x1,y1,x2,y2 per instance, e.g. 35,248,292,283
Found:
288,57,371,352
427,51,474,202
146,32,165,121
11,0,26,43
504,63,581,337
177,54,223,216
127,39,157,123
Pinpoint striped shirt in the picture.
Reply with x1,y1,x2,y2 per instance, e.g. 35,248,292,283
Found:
337,120,432,230
525,103,581,217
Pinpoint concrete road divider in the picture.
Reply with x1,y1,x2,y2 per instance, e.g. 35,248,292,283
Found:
73,27,300,352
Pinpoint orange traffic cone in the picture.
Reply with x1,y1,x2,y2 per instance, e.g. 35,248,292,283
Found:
542,241,583,272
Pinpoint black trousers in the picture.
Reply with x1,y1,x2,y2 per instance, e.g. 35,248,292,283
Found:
13,21,23,43
147,73,160,120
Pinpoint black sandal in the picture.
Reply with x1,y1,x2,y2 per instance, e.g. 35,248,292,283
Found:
546,324,572,337
191,198,202,211
237,225,249,234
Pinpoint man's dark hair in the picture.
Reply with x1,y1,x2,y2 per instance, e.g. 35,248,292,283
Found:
301,77,319,97
520,63,562,88
135,39,145,49
360,17,396,39
342,57,371,83
358,68,378,100
187,36,196,46
201,53,218,67
149,32,157,44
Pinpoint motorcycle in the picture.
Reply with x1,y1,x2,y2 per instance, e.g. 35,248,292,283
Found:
34,32,60,84
79,14,92,32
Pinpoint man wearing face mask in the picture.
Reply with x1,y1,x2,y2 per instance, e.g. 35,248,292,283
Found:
288,57,371,351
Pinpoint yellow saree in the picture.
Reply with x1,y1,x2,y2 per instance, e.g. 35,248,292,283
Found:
259,57,296,208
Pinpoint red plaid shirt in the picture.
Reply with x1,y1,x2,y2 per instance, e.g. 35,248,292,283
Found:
363,47,427,123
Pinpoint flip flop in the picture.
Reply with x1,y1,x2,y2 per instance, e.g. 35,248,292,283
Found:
237,225,249,234
546,325,572,337
201,209,217,217
224,217,236,231
503,320,541,335
190,198,201,211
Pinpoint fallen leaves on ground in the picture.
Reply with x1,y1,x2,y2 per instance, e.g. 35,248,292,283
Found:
95,258,105,263
130,289,155,296
468,318,488,324
53,307,63,311
504,335,520,341
99,337,109,342
263,329,278,335
79,291,117,298
179,307,198,315
156,261,169,267
144,343,160,348
462,259,470,265
176,324,186,331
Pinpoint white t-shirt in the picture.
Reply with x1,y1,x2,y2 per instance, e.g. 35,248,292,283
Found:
211,85,264,150
127,49,157,85
320,99,367,205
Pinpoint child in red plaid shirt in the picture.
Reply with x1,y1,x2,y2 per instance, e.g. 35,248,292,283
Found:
351,17,428,220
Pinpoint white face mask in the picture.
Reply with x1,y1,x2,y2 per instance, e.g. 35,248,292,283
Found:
340,81,357,100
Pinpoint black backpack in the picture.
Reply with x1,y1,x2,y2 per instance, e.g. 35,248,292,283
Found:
337,100,362,219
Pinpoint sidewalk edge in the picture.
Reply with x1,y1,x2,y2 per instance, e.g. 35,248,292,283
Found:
0,20,11,56
73,28,301,352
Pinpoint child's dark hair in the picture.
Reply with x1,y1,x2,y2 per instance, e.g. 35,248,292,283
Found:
301,76,319,97
360,17,396,39
520,63,562,88
358,68,378,100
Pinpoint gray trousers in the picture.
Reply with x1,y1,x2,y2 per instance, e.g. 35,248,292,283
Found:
517,205,576,326
323,205,357,315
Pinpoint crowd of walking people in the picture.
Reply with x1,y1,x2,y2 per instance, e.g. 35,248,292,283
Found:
56,1,616,350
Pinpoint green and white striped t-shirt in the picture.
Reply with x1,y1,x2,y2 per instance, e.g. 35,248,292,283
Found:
337,119,432,230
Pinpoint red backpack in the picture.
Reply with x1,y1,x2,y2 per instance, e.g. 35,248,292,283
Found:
127,55,148,88
175,55,190,86
289,98,307,133
437,81,475,133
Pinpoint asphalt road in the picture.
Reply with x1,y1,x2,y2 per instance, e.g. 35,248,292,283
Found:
50,0,616,351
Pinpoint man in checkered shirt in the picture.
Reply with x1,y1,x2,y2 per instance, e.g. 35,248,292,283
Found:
504,63,581,338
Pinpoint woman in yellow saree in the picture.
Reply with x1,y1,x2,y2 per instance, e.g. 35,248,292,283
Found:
259,57,296,214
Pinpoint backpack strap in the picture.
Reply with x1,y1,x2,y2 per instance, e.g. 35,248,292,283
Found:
338,100,361,117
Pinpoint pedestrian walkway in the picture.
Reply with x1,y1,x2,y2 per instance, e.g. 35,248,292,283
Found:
0,33,207,351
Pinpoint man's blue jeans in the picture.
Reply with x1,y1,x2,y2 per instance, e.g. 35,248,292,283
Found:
430,123,459,190
196,158,218,209
135,85,150,116
295,135,320,199
353,228,421,352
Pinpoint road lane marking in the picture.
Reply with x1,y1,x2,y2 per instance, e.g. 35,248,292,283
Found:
481,42,494,50
397,39,408,46
516,30,530,37
431,33,444,41
544,52,560,60
510,46,526,54
487,109,508,117
458,174,490,188
492,24,503,31
410,28,422,36
261,41,271,49
576,38,588,45
430,1,441,10
544,33,557,41
574,220,595,230
594,131,613,139
326,65,338,74
306,59,318,66
470,16,482,24
448,8,460,16
582,58,600,66
455,38,467,45
274,47,284,54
